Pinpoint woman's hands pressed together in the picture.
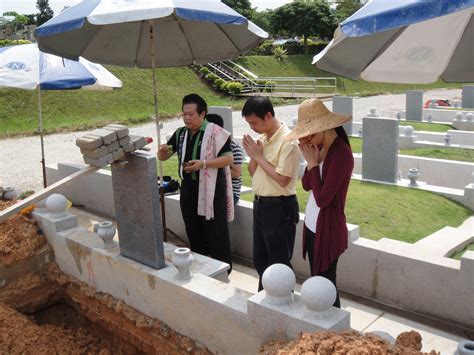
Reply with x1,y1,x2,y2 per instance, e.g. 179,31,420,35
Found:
299,142,320,170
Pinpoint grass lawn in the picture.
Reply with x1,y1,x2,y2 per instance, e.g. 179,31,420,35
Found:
159,156,472,243
400,121,454,132
399,147,474,162
451,243,474,260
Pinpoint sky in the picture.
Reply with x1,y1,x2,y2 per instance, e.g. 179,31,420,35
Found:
0,0,294,16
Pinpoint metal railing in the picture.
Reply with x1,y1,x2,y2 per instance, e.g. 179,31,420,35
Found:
201,61,337,97
234,77,337,97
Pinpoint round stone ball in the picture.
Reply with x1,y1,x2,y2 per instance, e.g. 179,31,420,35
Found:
301,276,337,312
46,194,68,214
455,112,463,120
466,113,473,122
369,107,377,116
262,264,295,298
404,125,414,137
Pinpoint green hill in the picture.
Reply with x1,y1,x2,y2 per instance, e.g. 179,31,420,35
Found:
236,54,464,96
0,66,244,137
0,54,465,137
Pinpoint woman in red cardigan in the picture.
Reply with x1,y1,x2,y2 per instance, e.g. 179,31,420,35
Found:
285,99,354,308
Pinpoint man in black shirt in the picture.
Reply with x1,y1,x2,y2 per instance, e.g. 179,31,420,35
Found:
158,94,233,271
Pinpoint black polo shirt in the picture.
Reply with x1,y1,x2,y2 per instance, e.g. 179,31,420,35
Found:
167,120,232,182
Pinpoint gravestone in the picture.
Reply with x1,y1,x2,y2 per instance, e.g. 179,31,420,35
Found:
333,96,353,135
111,152,165,269
462,85,474,109
362,116,399,183
406,90,423,121
209,106,233,137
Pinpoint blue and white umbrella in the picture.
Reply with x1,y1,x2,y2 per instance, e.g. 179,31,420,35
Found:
313,0,474,84
34,0,268,181
0,43,122,186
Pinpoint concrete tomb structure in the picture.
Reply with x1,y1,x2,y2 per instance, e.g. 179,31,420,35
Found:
111,153,166,269
333,96,353,135
406,90,423,121
362,114,399,183
208,106,233,137
462,85,474,109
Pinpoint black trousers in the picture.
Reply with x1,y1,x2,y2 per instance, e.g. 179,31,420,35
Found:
180,178,232,272
253,195,299,291
304,225,341,308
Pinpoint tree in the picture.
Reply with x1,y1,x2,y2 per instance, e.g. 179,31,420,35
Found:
335,0,364,23
36,0,54,26
2,12,28,34
272,2,336,53
252,10,273,33
25,14,37,25
222,0,254,20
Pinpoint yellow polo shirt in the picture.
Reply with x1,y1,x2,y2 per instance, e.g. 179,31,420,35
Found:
252,123,300,196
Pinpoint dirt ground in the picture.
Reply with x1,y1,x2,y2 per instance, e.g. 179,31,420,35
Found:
260,330,439,355
0,200,48,266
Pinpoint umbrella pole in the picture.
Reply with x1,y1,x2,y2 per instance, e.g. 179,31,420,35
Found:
38,87,47,188
149,20,163,184
150,20,169,243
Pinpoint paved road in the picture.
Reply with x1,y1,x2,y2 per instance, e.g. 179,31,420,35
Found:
0,88,461,192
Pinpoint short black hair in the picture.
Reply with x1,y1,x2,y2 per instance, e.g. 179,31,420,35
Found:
182,94,207,115
206,113,224,128
241,96,275,120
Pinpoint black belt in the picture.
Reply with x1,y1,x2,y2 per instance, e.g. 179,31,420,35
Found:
254,195,296,204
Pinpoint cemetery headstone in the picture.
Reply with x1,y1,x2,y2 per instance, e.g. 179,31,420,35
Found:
111,153,166,269
406,90,423,121
333,96,353,135
362,116,399,183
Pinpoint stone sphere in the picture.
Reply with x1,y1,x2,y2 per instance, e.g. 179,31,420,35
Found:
404,125,414,137
369,107,377,116
455,112,463,120
262,264,295,298
301,276,337,312
466,113,473,122
368,331,396,344
46,194,68,214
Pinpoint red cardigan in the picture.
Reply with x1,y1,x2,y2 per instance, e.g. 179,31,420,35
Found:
301,136,354,274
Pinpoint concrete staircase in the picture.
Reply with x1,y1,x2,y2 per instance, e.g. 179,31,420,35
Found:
414,216,474,257
200,60,258,94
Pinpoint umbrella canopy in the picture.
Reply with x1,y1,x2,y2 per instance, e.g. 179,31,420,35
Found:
34,0,267,67
0,43,122,90
313,0,474,84
0,43,122,187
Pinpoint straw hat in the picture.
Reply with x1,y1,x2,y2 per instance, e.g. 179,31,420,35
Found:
284,99,351,141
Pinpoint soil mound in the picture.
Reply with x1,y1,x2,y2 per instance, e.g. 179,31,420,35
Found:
261,330,439,354
0,200,47,266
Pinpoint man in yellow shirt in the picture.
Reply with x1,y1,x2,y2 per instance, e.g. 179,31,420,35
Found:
242,96,300,291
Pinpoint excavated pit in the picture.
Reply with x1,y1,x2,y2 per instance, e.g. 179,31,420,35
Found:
0,200,210,354
0,264,211,354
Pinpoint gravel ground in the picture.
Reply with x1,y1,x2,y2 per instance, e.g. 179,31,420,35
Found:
0,88,461,192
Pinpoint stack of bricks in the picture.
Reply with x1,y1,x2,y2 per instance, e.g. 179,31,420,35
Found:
76,124,149,168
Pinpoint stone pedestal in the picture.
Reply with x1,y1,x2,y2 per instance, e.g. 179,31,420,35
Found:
362,117,399,183
464,183,474,211
247,292,350,344
462,85,474,109
333,96,353,135
111,153,165,269
406,90,423,121
209,106,233,137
